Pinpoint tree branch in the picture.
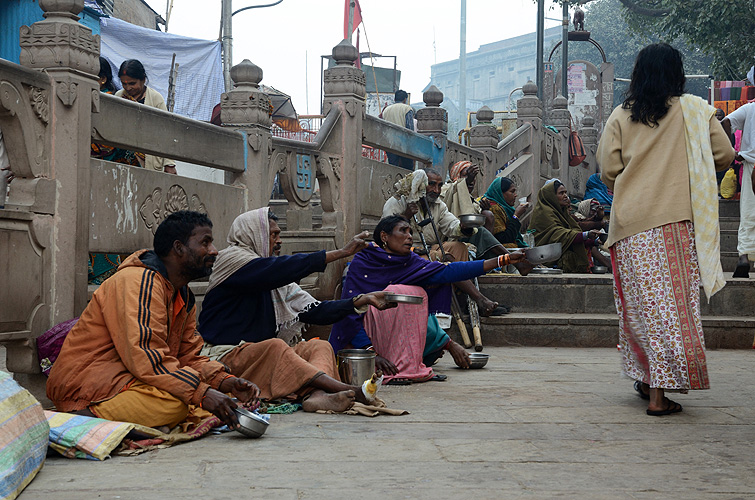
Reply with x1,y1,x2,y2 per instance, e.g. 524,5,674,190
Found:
617,0,670,17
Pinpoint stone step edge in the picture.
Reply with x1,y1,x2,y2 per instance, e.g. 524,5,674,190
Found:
478,313,755,327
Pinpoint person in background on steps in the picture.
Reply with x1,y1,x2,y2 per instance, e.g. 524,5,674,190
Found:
597,43,734,416
721,101,755,277
381,90,415,169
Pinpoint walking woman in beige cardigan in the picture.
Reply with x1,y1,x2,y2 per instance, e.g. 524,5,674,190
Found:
597,43,734,416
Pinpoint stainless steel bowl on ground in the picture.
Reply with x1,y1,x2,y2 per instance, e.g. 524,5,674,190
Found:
234,407,270,438
467,352,489,369
459,214,486,228
592,266,608,274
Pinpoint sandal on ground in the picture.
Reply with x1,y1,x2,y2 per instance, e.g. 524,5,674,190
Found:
646,398,683,416
429,374,447,382
733,262,750,278
633,381,650,400
385,378,412,386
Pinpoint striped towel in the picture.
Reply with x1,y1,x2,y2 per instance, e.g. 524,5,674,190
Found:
45,411,138,461
680,94,726,300
0,371,48,500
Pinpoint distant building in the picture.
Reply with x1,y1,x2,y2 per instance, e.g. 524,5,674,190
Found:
95,0,165,30
430,26,561,115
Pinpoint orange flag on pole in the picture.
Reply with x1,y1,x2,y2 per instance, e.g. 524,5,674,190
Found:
344,0,362,40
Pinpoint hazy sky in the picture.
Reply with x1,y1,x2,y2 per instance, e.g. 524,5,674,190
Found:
143,0,564,114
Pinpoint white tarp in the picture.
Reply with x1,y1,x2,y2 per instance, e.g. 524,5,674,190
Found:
100,17,223,121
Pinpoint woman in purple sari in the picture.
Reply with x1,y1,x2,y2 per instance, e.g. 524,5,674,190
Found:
329,215,524,384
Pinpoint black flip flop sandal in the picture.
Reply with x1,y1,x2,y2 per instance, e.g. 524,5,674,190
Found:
733,262,750,278
634,381,650,400
429,374,447,381
646,399,683,416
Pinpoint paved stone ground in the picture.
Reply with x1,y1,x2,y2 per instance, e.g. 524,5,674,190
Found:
12,346,755,500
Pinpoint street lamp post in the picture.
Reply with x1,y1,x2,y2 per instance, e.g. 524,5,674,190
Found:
221,0,233,91
536,0,544,99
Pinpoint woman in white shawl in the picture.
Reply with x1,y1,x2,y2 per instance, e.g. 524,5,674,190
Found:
198,207,392,412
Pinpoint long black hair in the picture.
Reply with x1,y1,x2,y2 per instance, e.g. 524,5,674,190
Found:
622,43,686,127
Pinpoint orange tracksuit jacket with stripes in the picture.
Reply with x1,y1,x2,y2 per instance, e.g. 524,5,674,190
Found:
47,250,229,412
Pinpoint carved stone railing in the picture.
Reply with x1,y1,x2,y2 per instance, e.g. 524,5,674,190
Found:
93,94,245,171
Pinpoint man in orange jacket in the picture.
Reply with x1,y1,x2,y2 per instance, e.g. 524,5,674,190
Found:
47,211,259,430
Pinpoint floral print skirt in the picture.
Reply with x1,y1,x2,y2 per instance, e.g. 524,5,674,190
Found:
610,221,709,390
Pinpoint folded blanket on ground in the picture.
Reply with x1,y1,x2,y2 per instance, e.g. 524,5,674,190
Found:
0,371,48,500
45,411,135,460
45,407,224,459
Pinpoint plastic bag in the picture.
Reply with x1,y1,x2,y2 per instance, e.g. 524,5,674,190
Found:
720,167,737,199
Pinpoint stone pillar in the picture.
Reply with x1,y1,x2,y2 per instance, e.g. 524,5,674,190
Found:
415,85,447,173
549,94,570,182
322,39,365,246
469,105,499,187
516,81,543,194
19,0,98,324
220,59,273,212
581,115,598,171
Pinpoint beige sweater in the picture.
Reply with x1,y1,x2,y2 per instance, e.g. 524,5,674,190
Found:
597,97,735,247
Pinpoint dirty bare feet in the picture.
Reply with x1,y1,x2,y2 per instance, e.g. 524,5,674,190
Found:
446,340,471,369
514,260,535,276
475,296,498,316
302,389,355,413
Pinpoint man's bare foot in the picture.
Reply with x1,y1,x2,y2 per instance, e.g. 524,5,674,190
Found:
446,340,470,369
302,389,355,412
475,296,498,316
514,260,534,276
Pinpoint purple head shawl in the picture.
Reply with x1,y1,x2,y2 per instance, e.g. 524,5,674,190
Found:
329,243,452,353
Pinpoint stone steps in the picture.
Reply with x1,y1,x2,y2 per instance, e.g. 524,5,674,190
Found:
444,273,755,350
460,313,755,350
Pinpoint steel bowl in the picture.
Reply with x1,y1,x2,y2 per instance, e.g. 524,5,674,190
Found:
523,243,562,264
459,213,486,228
529,267,563,275
233,407,269,438
384,293,424,305
592,266,608,274
468,352,489,369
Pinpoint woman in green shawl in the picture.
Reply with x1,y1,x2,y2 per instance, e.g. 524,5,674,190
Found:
530,180,601,273
482,177,529,248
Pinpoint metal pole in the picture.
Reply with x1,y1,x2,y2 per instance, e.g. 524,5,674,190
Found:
561,0,568,98
459,0,467,133
221,0,233,92
347,0,354,42
536,0,544,99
